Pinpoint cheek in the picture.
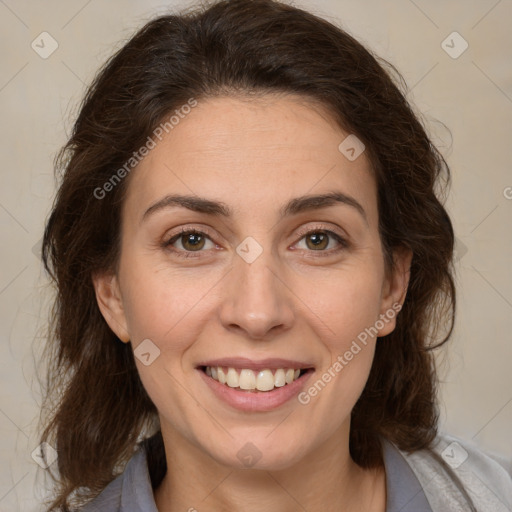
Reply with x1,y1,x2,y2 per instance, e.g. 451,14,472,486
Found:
294,262,384,340
292,265,384,405
120,263,216,429
119,249,225,344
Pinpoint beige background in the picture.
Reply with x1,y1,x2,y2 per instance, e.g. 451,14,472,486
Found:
1,0,511,509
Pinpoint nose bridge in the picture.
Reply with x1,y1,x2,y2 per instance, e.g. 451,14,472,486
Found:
218,236,294,339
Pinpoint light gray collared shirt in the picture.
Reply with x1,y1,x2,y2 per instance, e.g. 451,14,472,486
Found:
82,437,433,511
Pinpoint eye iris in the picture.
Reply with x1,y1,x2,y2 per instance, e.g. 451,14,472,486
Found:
306,232,328,250
182,233,205,251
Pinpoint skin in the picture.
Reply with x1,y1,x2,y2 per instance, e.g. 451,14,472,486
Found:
94,94,412,512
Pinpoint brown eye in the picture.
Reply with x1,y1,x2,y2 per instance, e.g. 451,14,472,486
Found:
164,229,216,258
304,232,330,251
295,229,347,255
179,232,206,251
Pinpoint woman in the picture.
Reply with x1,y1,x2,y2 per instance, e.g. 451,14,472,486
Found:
38,0,512,510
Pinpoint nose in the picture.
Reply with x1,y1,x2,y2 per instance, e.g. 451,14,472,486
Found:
218,246,295,340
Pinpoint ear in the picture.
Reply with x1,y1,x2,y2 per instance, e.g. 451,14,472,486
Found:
377,246,413,337
92,271,130,343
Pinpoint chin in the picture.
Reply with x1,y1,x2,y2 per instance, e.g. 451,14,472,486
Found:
203,435,310,471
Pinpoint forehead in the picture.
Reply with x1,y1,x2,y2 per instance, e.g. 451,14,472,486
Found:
122,94,377,225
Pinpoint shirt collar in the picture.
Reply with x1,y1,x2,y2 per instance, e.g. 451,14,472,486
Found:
381,437,433,511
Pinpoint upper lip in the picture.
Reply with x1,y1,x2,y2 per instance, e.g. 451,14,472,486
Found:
196,357,315,371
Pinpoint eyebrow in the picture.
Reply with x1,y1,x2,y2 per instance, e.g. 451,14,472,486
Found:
141,191,367,224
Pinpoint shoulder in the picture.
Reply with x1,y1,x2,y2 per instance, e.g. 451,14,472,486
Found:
398,431,512,512
80,447,157,511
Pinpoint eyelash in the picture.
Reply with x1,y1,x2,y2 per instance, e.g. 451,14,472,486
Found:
162,226,349,259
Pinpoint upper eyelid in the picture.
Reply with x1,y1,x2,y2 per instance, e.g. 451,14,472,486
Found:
294,223,347,239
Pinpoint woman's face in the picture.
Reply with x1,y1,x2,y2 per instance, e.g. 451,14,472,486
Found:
94,94,410,470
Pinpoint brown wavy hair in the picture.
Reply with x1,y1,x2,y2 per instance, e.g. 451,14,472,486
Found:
38,0,456,509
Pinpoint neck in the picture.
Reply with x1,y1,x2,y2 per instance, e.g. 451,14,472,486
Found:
153,422,386,512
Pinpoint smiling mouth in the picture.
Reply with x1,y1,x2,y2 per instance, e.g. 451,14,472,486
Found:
199,366,314,392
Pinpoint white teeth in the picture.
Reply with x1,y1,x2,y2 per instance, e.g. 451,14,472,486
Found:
274,369,286,387
256,369,274,391
239,369,256,390
226,368,239,388
205,366,306,391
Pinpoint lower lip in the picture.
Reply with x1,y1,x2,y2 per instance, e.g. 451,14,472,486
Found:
197,368,314,412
